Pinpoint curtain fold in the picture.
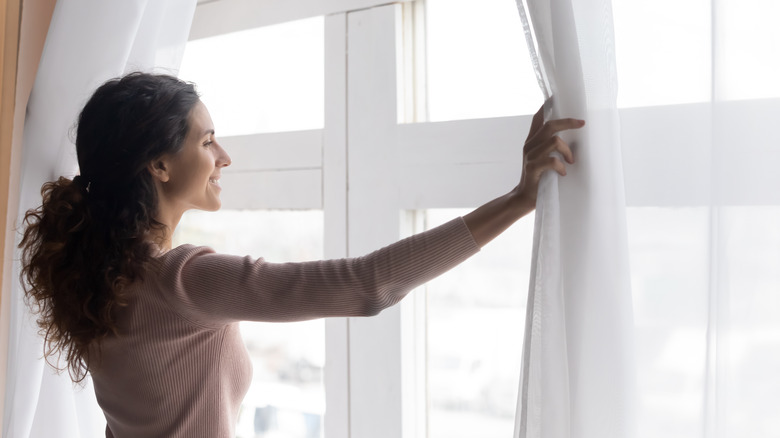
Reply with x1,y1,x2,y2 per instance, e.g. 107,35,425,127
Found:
3,1,196,436
514,1,635,437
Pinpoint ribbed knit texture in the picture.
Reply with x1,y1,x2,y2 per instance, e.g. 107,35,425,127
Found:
88,217,480,438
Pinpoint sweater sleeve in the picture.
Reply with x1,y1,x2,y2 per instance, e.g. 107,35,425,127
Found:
157,217,480,327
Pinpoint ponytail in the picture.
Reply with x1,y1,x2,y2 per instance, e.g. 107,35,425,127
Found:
19,176,156,382
19,72,200,382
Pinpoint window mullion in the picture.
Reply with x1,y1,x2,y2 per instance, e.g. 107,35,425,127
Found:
323,11,351,438
345,4,405,438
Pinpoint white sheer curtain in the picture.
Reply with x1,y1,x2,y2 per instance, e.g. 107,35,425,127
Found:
3,1,195,437
513,0,635,437
514,0,780,437
613,1,780,437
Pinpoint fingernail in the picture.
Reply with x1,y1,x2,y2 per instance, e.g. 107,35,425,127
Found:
578,120,586,125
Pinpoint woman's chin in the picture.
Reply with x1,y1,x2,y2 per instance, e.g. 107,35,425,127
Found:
197,200,222,212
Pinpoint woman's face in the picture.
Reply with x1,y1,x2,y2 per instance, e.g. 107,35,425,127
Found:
157,101,231,213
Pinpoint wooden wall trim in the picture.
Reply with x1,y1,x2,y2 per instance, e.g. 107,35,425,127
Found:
0,0,23,431
0,0,57,430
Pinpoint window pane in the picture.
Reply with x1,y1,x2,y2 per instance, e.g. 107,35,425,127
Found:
719,207,780,436
626,207,710,438
629,206,780,437
425,0,541,122
715,0,780,100
173,210,325,438
422,209,533,438
179,17,324,136
612,0,711,107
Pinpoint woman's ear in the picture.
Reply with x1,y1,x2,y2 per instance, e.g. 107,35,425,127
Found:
147,157,171,183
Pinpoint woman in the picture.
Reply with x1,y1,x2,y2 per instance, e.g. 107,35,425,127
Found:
19,72,582,437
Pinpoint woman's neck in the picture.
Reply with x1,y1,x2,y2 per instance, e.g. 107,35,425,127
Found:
146,225,173,254
150,209,184,253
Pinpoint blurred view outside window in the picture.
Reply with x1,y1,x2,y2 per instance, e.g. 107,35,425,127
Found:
174,210,325,438
425,0,541,122
612,0,711,107
425,0,718,114
627,207,780,437
420,209,534,438
425,0,718,115
178,17,324,136
711,207,780,436
712,1,780,101
626,208,709,437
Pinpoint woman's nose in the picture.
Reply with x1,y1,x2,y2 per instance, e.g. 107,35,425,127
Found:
216,143,231,167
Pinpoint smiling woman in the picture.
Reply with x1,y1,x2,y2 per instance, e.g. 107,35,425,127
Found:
16,68,579,437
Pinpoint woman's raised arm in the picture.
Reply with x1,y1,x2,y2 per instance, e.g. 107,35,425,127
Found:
463,106,585,247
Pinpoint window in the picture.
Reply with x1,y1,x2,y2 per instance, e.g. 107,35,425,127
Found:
424,0,540,121
179,17,324,136
626,208,709,438
177,2,780,438
712,0,780,100
716,207,780,435
612,0,711,107
417,209,534,438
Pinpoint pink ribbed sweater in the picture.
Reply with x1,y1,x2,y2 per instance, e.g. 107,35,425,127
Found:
88,217,479,438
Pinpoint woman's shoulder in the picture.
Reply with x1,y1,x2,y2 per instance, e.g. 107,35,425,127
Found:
152,244,219,295
156,244,216,267
149,244,232,328
154,244,264,290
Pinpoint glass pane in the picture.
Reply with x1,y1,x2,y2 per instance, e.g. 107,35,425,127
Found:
626,207,710,438
179,17,324,136
173,210,325,438
715,0,780,100
422,209,534,438
719,207,780,436
612,0,711,108
425,0,541,122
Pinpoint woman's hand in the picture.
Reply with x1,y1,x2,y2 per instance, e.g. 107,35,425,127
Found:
511,105,584,207
463,105,585,248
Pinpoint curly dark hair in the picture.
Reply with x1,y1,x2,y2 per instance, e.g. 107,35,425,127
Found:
19,72,201,382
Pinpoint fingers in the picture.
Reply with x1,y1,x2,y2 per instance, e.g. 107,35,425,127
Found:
514,111,583,202
525,154,567,181
527,118,585,146
521,116,584,185
545,156,568,176
525,115,583,150
528,135,574,164
519,156,567,199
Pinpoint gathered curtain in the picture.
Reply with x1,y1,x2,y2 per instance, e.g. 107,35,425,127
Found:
513,0,634,437
2,1,196,436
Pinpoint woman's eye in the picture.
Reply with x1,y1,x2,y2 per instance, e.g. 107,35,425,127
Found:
203,140,213,147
